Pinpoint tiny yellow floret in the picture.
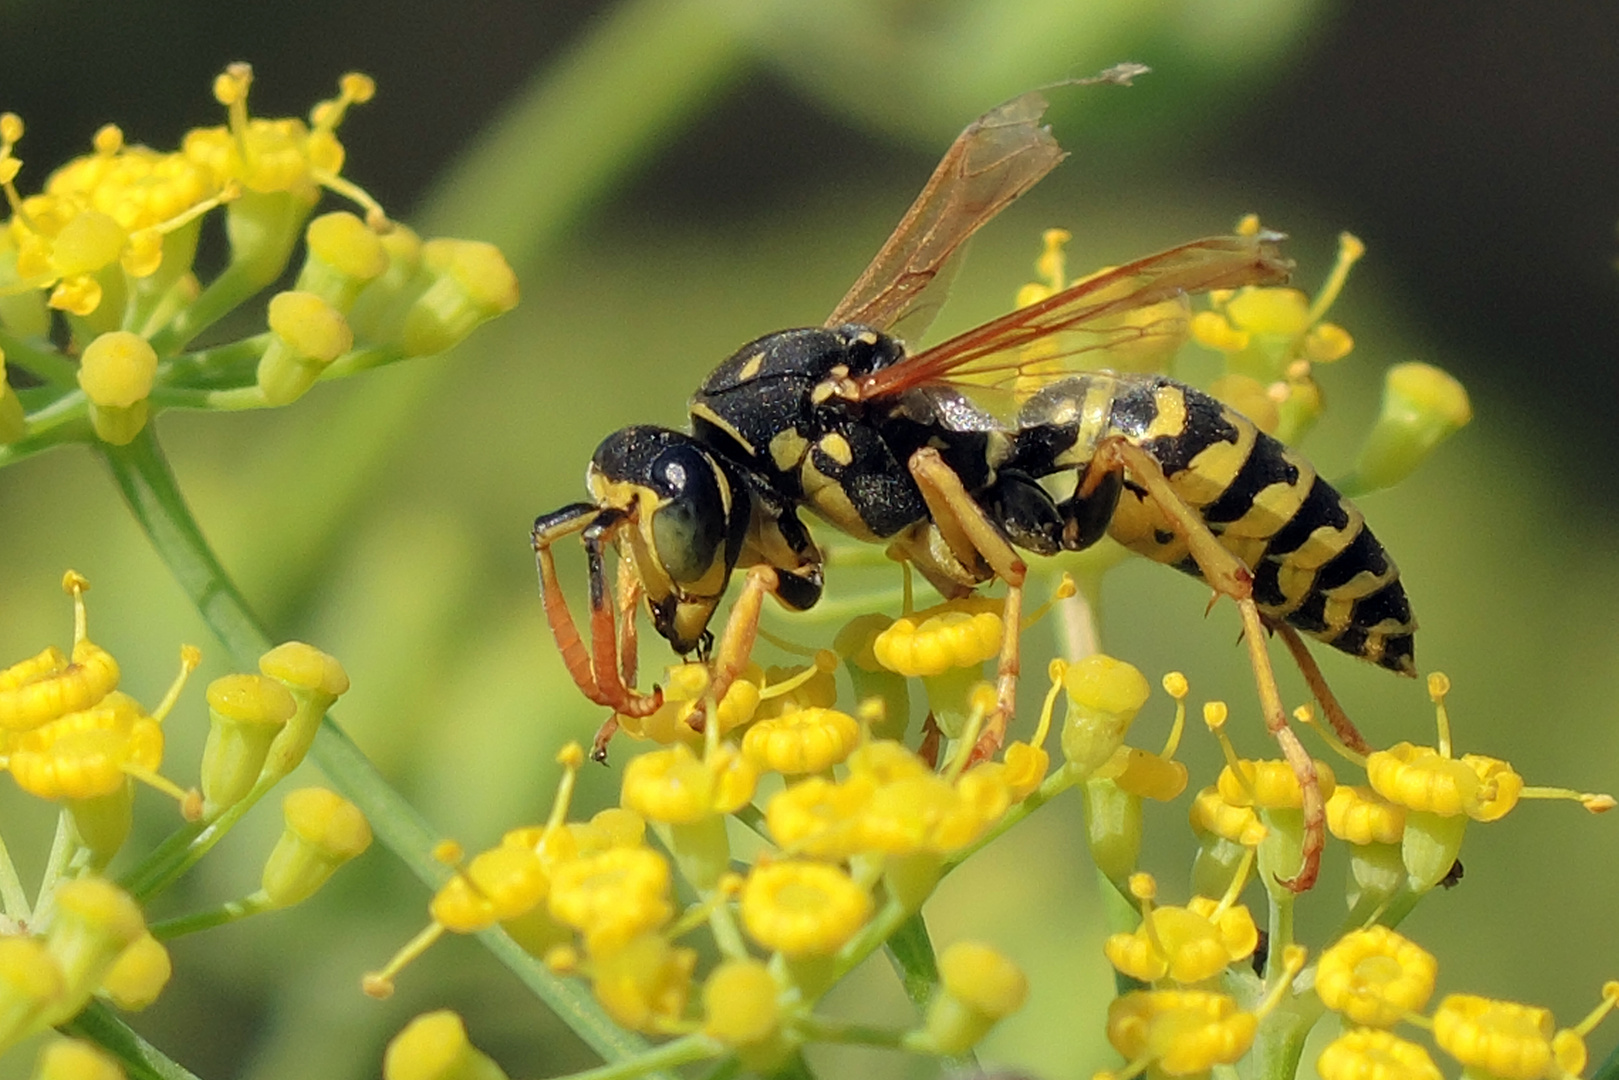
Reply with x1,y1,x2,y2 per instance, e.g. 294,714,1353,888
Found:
77,331,157,408
742,706,861,774
1315,926,1437,1028
32,1039,126,1080
1432,993,1557,1080
740,860,872,959
383,1010,510,1080
1318,1028,1443,1080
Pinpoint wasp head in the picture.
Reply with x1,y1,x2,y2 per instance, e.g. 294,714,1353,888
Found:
585,426,750,655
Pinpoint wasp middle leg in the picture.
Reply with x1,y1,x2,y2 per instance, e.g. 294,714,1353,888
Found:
906,446,1028,759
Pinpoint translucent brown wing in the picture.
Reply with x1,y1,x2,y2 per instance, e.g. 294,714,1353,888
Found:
823,89,1067,341
854,233,1294,403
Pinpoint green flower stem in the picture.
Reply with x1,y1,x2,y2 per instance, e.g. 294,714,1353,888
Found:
941,761,1083,873
149,891,273,939
96,426,668,1073
695,1058,743,1080
0,829,31,921
883,911,940,1014
793,1014,909,1049
0,330,78,385
147,386,271,411
550,1033,722,1080
1592,1035,1619,1080
155,334,270,389
60,1001,202,1080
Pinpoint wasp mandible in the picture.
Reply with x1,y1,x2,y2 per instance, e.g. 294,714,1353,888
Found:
532,80,1416,890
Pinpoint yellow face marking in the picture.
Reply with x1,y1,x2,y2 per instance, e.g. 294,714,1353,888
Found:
818,432,854,467
770,428,810,473
689,401,755,456
854,330,878,346
738,351,765,381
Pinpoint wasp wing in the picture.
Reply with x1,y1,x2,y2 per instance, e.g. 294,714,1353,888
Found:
824,89,1067,341
854,233,1294,404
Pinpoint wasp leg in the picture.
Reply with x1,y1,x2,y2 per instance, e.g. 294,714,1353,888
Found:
532,506,664,720
699,565,781,722
908,447,1027,759
1090,436,1323,892
615,550,645,689
1273,620,1372,755
581,516,664,719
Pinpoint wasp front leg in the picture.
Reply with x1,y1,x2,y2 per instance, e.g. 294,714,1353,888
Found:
1087,436,1324,892
531,506,664,721
907,447,1027,760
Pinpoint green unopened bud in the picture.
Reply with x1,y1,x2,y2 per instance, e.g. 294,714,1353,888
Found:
0,937,63,1055
98,932,170,1012
40,877,146,1026
1060,654,1150,775
261,787,372,908
398,239,518,356
257,641,349,780
1082,777,1143,888
31,1038,124,1080
256,291,353,405
77,331,157,445
346,224,423,342
384,1010,510,1080
297,211,388,310
0,353,23,444
224,190,316,290
1342,362,1472,495
1400,810,1469,894
0,276,50,338
911,941,1028,1055
201,672,296,814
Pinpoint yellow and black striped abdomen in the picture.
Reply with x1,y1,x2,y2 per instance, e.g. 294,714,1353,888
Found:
1102,376,1416,675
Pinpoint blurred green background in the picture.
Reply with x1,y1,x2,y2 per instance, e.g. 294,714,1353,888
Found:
1,0,1617,1077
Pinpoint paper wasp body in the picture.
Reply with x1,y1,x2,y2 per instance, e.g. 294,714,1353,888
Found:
532,84,1416,887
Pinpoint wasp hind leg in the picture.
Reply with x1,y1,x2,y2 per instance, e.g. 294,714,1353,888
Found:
907,447,1027,761
1087,436,1325,892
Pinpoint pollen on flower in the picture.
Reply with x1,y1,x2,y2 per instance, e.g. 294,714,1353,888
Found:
1217,756,1337,810
1315,926,1438,1028
547,847,674,952
1327,785,1407,846
1318,1028,1443,1080
739,860,872,959
872,601,1001,677
620,742,757,823
1431,993,1558,1080
742,705,861,775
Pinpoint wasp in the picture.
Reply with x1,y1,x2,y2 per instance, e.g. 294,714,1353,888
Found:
532,80,1416,889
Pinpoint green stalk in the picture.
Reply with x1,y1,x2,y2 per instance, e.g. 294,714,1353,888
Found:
96,427,662,1071
60,1001,203,1080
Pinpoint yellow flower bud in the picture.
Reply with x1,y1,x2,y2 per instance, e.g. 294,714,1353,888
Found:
1060,654,1150,775
0,937,63,1055
78,331,158,445
398,239,519,356
40,877,146,1026
257,290,353,405
31,1038,125,1080
384,1010,510,1080
256,641,348,780
261,787,373,908
1318,1028,1443,1080
915,941,1028,1055
200,672,296,813
298,210,388,309
98,932,171,1012
588,933,697,1035
1432,994,1557,1080
1344,362,1472,495
742,706,861,775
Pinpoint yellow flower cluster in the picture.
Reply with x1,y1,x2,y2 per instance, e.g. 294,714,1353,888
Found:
0,64,517,454
0,572,366,1066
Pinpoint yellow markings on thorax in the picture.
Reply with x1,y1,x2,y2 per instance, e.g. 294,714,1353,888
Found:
737,350,765,381
800,456,878,541
690,401,755,456
818,432,854,467
770,428,810,473
810,364,857,406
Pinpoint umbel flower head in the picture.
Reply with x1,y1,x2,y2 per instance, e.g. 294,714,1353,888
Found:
0,64,517,454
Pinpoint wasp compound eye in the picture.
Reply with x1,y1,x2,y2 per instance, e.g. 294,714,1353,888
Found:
648,442,728,585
